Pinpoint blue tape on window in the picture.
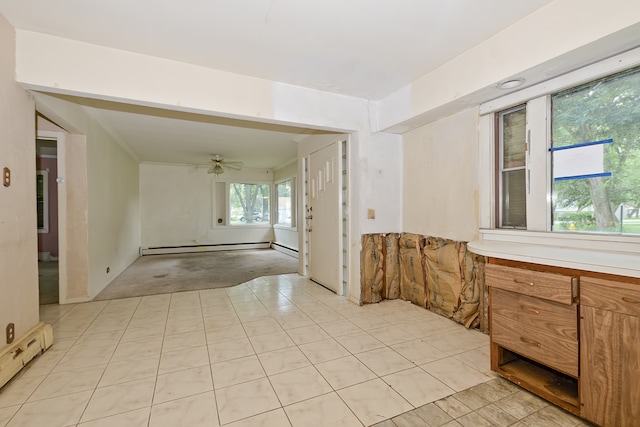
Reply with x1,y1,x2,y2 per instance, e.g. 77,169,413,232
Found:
549,138,613,152
553,172,612,182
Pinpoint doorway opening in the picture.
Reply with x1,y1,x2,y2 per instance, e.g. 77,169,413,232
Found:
36,138,59,305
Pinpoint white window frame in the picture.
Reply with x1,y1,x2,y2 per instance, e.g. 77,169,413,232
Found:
478,46,640,249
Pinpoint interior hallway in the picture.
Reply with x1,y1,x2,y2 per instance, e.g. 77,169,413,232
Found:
38,261,59,305
0,275,588,426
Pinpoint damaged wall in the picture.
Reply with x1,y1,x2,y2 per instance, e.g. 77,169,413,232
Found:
362,233,487,331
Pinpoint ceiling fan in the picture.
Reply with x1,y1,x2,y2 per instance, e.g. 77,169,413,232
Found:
207,154,243,175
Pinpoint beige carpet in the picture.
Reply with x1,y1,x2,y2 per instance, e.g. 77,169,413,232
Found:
94,249,298,300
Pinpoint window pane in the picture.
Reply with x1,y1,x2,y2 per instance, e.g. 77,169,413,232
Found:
502,169,527,228
276,180,292,226
502,108,526,169
499,105,527,228
229,183,270,225
552,67,640,235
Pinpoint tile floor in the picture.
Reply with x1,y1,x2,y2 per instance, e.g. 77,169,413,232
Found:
0,274,590,426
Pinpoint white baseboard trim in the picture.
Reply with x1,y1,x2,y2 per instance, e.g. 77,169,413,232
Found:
141,243,271,256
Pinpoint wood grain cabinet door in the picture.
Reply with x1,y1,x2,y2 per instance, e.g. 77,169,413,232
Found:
580,305,640,427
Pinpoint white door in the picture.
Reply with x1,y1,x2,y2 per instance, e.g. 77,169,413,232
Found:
308,142,341,293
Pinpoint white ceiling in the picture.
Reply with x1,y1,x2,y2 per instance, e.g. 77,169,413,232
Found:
1,0,554,168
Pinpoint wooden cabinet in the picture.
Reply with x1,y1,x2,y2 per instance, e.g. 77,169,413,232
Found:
488,260,640,426
486,264,577,305
487,263,580,415
492,288,579,377
580,277,640,427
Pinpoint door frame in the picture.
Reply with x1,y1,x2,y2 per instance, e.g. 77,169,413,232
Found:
299,136,349,296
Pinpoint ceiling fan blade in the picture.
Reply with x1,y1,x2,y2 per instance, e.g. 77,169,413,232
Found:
223,162,243,170
207,166,216,174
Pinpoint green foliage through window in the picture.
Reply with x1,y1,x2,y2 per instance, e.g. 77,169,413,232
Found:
552,66,640,235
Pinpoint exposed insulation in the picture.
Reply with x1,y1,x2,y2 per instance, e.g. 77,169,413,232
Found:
384,233,401,300
360,232,486,330
452,250,483,329
399,233,427,308
361,234,385,304
424,237,465,318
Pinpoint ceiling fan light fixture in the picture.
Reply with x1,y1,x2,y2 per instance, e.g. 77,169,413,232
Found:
212,164,224,175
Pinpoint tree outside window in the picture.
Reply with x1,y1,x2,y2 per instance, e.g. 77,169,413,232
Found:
552,67,640,234
229,183,270,225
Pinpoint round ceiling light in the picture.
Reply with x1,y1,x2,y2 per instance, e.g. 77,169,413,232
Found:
498,79,524,90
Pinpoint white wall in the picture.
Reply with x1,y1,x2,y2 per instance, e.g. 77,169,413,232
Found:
34,93,140,299
0,14,39,348
361,132,403,234
273,161,299,251
140,164,274,248
403,107,479,242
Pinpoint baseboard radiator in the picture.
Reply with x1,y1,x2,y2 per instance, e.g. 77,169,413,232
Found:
270,242,299,258
0,322,53,389
141,242,271,256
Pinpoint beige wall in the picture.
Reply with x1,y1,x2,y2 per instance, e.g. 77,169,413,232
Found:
64,134,90,300
403,107,479,242
0,14,39,349
35,94,140,299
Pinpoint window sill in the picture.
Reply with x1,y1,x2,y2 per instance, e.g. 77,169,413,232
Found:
469,229,640,279
273,224,296,231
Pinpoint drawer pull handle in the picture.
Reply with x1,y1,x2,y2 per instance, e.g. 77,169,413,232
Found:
521,306,540,315
622,297,640,305
520,337,541,347
514,279,534,286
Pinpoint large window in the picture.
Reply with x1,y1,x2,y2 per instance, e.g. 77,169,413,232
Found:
275,179,294,227
229,183,270,225
490,63,640,236
551,67,640,235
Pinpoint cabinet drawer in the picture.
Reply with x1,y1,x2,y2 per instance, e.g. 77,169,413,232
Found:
491,288,577,340
492,313,578,377
486,264,576,305
581,277,640,317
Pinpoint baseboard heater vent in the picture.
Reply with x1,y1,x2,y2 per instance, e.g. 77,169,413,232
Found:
0,322,53,389
271,242,299,258
141,242,271,256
